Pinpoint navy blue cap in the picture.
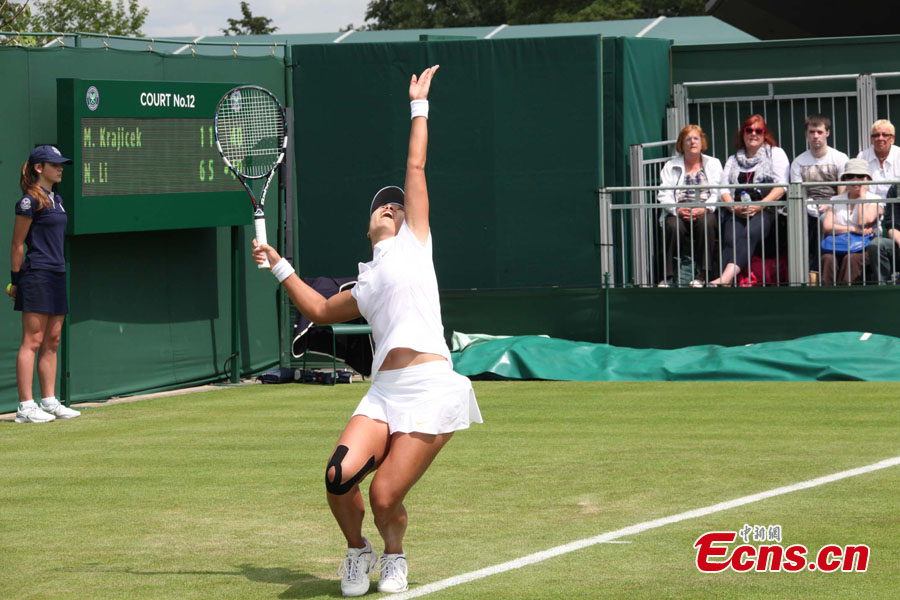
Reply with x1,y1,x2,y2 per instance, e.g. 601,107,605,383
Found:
29,145,73,165
370,185,405,214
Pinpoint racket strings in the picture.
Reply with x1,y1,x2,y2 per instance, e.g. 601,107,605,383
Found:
216,87,285,178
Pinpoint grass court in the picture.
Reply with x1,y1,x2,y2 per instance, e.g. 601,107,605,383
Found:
2,380,898,599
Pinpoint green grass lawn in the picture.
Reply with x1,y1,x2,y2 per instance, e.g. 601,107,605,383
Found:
2,381,898,599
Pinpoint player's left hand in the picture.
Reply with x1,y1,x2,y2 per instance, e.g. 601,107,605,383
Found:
410,65,439,101
252,239,282,269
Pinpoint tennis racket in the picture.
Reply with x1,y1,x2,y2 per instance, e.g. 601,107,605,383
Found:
214,85,288,268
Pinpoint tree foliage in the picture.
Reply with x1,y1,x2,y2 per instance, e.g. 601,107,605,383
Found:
0,1,34,31
222,1,278,36
1,2,37,45
362,0,705,30
1,0,147,46
35,0,147,34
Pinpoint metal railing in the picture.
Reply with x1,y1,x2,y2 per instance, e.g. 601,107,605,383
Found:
0,30,288,55
597,180,900,288
666,72,900,171
673,74,863,160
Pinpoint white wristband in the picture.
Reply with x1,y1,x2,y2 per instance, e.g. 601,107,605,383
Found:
271,258,294,283
410,99,429,120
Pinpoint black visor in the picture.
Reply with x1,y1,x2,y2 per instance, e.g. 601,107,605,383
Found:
370,186,405,214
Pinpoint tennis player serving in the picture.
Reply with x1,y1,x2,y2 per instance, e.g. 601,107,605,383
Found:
252,65,482,597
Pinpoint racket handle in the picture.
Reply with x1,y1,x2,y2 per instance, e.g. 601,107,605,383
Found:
254,215,270,269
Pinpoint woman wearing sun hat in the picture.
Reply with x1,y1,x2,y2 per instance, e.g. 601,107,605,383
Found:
252,65,482,597
820,158,882,285
8,145,80,423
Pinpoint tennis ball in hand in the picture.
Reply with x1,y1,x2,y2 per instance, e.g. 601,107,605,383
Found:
5,283,10,294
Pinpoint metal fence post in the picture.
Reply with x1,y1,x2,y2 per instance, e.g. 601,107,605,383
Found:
598,190,614,285
629,144,650,286
673,83,687,134
666,107,680,140
787,182,808,285
856,74,875,155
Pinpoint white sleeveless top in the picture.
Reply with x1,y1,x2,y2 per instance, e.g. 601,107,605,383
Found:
351,220,451,379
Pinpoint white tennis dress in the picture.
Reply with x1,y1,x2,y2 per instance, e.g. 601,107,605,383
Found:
350,220,482,434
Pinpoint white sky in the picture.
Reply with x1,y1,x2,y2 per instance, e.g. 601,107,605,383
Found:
139,0,372,38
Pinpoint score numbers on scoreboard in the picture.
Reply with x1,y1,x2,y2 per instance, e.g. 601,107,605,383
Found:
57,79,256,235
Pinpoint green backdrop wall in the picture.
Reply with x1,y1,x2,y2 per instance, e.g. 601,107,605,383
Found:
673,35,900,83
12,34,885,409
292,36,607,289
0,46,287,413
290,35,671,339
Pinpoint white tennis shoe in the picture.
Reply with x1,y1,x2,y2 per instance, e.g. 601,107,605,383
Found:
15,404,56,423
378,553,408,593
338,537,377,597
41,400,81,419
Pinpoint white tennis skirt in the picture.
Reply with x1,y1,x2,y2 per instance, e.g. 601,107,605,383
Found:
352,360,483,435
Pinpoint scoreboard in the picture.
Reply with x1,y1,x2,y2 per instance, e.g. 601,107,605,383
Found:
57,79,252,234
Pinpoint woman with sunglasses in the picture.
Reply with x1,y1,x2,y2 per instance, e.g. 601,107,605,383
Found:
857,119,900,199
820,159,881,285
711,115,790,286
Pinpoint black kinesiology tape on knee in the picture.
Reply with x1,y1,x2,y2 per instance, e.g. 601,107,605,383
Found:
325,445,375,495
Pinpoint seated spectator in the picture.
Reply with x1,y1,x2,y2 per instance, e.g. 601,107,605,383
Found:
789,114,848,273
710,114,790,286
857,119,900,200
865,185,899,284
656,125,723,286
820,159,882,286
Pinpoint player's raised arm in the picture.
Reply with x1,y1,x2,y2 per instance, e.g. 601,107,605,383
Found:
404,65,438,243
252,240,361,325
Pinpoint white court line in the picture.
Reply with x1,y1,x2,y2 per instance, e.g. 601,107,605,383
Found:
393,455,900,599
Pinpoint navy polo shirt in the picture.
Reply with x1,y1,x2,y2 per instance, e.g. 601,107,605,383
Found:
15,187,67,272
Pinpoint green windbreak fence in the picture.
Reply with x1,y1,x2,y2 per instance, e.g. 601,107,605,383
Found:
293,36,605,289
290,35,670,294
0,35,676,412
441,285,900,349
673,35,900,84
0,46,287,413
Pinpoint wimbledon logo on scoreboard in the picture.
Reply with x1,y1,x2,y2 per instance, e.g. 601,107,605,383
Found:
86,86,100,111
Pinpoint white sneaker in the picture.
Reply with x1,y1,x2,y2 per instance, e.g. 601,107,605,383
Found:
337,537,377,597
377,553,408,594
41,400,81,419
15,405,56,423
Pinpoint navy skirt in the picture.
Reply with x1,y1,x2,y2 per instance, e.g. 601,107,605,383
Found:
14,269,68,315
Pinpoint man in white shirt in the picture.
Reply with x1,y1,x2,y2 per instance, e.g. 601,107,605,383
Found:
858,120,900,283
790,114,848,272
791,115,848,218
857,119,900,199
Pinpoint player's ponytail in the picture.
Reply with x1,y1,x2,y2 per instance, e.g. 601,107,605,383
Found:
20,160,50,211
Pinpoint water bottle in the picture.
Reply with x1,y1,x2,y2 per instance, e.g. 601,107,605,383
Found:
739,190,752,216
